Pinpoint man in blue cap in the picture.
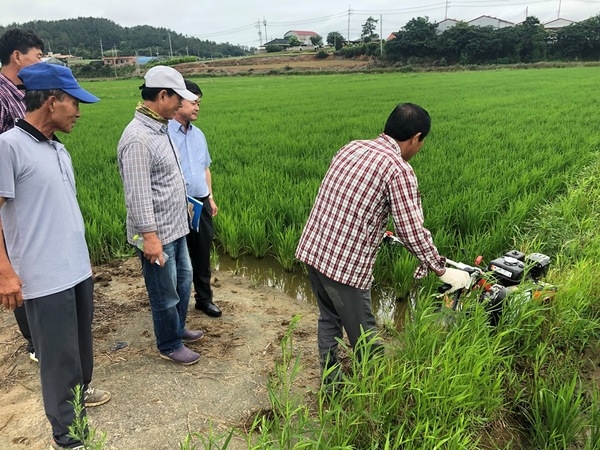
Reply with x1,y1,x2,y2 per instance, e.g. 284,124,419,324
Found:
0,27,45,363
0,63,110,450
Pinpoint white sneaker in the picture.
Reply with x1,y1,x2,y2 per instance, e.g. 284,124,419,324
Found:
29,352,39,363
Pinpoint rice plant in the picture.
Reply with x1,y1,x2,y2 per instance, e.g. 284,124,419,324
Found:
272,226,301,272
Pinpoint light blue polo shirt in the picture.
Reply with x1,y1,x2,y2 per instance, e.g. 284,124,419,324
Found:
168,119,211,198
0,120,92,299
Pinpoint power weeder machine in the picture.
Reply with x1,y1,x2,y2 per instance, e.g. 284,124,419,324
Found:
383,231,555,326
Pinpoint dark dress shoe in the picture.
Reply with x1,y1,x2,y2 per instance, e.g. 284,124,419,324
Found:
195,301,222,317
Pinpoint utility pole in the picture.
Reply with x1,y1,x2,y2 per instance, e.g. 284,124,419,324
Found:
135,50,140,76
557,0,562,18
347,5,351,42
100,38,104,57
256,19,263,46
186,46,189,57
263,18,268,43
445,0,450,20
168,33,173,58
380,14,383,56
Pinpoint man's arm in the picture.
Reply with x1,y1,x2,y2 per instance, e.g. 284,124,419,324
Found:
118,139,159,236
0,201,23,310
388,172,445,277
205,168,218,217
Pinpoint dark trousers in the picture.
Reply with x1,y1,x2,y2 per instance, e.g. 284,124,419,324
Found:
25,277,94,448
306,264,382,369
13,304,34,353
187,196,214,304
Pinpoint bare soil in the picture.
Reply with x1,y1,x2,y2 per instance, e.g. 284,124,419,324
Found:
0,257,320,450
174,52,379,76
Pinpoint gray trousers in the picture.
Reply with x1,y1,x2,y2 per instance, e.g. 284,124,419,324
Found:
306,264,382,369
24,277,94,448
13,303,34,353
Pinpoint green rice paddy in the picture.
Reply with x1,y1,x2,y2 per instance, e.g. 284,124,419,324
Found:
66,67,599,293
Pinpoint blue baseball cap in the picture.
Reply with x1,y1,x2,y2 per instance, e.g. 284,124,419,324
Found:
18,63,100,104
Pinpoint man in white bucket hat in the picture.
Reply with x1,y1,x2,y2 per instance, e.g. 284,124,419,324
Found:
117,66,204,365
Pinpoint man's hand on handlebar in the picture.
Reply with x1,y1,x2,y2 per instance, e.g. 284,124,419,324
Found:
439,267,471,293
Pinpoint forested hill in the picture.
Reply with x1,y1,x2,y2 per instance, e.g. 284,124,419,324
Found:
0,17,251,59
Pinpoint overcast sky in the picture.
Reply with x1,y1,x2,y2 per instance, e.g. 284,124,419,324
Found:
2,0,599,49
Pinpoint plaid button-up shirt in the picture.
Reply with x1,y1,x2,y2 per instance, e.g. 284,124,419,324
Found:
118,111,189,246
0,73,26,133
296,133,445,289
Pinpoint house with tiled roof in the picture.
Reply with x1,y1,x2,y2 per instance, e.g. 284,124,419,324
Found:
283,30,319,46
263,38,290,49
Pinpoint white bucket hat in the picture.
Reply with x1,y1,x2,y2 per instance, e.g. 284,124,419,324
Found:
144,66,197,101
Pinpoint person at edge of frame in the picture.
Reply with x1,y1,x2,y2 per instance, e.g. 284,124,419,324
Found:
168,79,222,318
0,62,111,450
0,27,45,363
295,102,471,390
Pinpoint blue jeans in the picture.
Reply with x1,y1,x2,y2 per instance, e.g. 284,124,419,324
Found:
139,236,192,354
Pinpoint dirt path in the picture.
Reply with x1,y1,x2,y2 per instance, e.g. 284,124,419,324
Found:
0,257,320,450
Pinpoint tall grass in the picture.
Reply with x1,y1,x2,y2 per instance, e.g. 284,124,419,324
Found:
181,152,600,449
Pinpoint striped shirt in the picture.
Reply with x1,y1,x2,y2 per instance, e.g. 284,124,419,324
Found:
0,120,92,298
296,133,445,289
117,111,189,246
0,73,26,133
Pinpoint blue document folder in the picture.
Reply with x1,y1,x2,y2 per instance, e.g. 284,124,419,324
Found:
187,196,203,233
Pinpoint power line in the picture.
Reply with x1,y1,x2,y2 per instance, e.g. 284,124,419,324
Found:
267,11,349,26
190,23,257,39
353,3,448,14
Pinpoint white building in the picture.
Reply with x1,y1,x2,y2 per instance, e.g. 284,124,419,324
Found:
468,15,514,29
543,18,577,30
436,18,461,34
283,30,319,46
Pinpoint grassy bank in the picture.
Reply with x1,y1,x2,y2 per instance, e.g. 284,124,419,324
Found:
181,159,600,449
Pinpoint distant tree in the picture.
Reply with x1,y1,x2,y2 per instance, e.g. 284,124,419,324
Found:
513,16,548,62
310,34,323,47
265,44,284,53
551,15,600,60
361,17,379,40
385,17,438,62
327,31,345,50
0,17,250,60
287,35,301,47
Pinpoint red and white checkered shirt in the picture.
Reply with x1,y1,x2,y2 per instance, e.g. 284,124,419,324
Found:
296,133,445,289
0,73,26,134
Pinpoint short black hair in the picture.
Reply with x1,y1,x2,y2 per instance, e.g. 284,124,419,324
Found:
0,28,45,66
24,89,66,112
138,85,178,101
383,103,431,142
184,79,202,97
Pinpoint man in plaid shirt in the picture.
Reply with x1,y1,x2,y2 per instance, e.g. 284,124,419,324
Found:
118,66,204,366
0,28,44,363
296,103,469,386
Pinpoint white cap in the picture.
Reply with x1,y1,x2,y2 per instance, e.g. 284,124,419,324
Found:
143,66,198,101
